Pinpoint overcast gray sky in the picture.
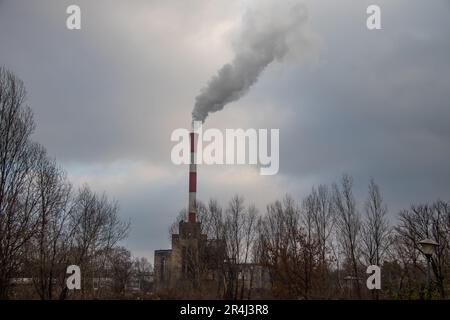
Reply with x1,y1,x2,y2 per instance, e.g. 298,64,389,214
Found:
1,0,449,262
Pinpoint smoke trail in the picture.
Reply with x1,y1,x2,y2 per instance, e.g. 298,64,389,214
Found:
192,0,310,123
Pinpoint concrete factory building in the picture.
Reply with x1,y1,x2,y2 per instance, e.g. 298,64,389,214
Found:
153,215,270,297
153,216,225,293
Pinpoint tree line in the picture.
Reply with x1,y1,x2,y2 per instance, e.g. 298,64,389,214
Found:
0,67,152,299
170,177,450,299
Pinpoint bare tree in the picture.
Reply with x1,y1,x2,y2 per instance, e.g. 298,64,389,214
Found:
360,178,392,299
110,247,133,296
395,200,450,298
197,195,257,300
333,174,362,298
223,195,246,299
133,257,152,292
385,232,423,299
239,204,258,299
60,185,129,299
361,179,392,267
204,199,224,241
258,195,324,299
29,148,73,299
302,185,335,297
0,67,40,299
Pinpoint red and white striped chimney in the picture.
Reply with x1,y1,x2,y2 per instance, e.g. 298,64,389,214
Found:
188,123,198,223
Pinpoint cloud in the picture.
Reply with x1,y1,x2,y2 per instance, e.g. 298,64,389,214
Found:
192,0,315,122
1,0,449,262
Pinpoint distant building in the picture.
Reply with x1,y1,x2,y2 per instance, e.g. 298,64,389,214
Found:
154,218,223,291
154,217,270,297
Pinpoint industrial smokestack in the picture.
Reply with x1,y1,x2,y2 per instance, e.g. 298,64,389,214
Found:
188,123,198,223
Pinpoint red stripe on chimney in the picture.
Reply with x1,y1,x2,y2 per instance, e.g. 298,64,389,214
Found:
189,172,197,192
190,132,195,153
